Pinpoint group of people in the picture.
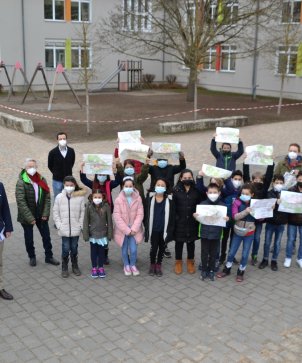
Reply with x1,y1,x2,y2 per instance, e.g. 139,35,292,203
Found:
1,131,302,300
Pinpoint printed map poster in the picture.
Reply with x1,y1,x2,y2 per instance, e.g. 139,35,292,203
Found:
202,164,232,179
215,127,239,144
250,198,277,219
279,191,302,214
83,154,113,175
118,130,141,144
151,142,181,164
244,145,274,166
196,205,227,227
119,143,149,164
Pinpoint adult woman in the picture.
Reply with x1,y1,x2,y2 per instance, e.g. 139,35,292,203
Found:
173,169,202,275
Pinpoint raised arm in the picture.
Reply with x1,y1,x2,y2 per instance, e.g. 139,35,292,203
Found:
210,138,220,159
233,140,244,160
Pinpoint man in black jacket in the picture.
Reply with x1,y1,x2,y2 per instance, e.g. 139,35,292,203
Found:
48,132,75,199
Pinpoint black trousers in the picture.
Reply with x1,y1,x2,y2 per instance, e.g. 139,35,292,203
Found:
90,243,105,268
22,220,53,259
220,226,234,262
201,238,220,272
150,231,165,264
175,240,195,260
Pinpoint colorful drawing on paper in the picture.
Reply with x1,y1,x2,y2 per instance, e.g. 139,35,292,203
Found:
202,164,232,179
279,191,302,214
118,130,141,144
151,142,181,164
196,205,227,227
244,145,274,166
119,143,149,163
250,198,277,219
215,127,239,144
83,154,113,175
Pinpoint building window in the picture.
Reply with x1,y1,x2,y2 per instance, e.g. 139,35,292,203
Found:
282,1,302,23
224,1,239,24
44,0,65,21
123,0,152,32
204,47,217,70
71,44,92,68
45,43,65,67
221,45,236,71
71,0,91,22
277,46,298,75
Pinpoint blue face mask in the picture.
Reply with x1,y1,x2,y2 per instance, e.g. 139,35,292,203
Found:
155,186,166,194
97,175,107,183
124,187,133,196
124,167,135,176
240,195,251,202
158,160,168,169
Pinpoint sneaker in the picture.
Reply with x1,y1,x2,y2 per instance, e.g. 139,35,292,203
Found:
91,267,98,278
271,260,278,271
258,259,268,269
200,271,207,281
124,265,132,276
98,267,106,278
209,271,215,281
214,260,220,272
284,258,291,268
130,265,140,276
155,264,163,277
296,259,302,268
163,247,172,259
216,266,231,278
236,269,244,282
148,264,155,276
251,255,257,266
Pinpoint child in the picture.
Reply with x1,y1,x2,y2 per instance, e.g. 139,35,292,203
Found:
83,190,113,278
243,162,274,265
53,176,86,278
113,177,144,276
284,171,302,268
258,175,287,271
217,183,256,282
144,178,175,276
194,183,228,281
210,136,244,171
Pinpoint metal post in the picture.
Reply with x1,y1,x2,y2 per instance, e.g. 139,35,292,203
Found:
251,0,260,100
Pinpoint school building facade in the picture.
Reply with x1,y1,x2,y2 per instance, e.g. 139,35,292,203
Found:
0,0,301,99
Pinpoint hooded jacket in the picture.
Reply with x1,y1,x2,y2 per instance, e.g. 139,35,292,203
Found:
210,138,244,171
53,188,87,237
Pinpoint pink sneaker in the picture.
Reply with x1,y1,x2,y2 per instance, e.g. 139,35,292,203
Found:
124,265,131,276
131,265,140,276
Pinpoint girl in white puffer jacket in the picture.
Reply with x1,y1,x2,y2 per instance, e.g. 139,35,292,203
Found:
53,176,87,278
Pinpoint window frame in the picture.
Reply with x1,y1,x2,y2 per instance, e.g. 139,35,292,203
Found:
71,0,92,23
281,0,302,24
203,46,217,71
71,42,93,69
276,45,298,76
45,42,66,68
220,45,236,72
44,0,65,22
123,0,152,33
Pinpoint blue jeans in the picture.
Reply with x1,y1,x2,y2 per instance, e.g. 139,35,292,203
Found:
286,224,302,260
62,236,79,258
53,180,64,200
227,233,254,270
263,223,285,261
251,223,263,257
121,235,137,267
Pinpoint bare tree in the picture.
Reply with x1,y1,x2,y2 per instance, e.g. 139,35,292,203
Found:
97,0,278,103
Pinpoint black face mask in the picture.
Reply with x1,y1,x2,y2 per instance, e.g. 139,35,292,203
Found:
222,150,231,155
297,182,302,188
182,180,194,186
253,182,263,189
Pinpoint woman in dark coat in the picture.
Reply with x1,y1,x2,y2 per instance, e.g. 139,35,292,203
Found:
173,169,202,275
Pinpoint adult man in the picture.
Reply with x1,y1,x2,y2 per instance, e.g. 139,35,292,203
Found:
48,132,76,199
15,159,60,267
0,182,14,300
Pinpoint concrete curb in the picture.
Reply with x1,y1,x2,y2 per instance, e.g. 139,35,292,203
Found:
0,112,34,134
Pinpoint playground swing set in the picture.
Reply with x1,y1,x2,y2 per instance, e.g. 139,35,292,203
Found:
0,59,143,110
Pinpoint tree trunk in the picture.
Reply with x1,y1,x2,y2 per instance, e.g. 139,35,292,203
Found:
85,78,90,135
277,75,285,116
186,67,198,102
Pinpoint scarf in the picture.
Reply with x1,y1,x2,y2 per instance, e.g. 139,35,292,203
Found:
28,172,50,193
286,155,302,169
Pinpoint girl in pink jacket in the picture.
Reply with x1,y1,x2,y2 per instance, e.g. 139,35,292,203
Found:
113,177,144,276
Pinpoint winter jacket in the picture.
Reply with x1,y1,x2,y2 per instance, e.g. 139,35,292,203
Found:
48,146,75,182
232,199,256,235
82,200,113,241
287,185,302,226
243,163,274,199
275,156,302,176
210,138,244,171
113,190,144,246
144,192,175,243
197,198,226,240
173,182,202,242
0,182,13,234
265,189,288,225
16,170,50,225
53,188,86,237
148,158,186,192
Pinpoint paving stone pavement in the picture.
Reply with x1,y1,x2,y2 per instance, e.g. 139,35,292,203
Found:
0,120,302,362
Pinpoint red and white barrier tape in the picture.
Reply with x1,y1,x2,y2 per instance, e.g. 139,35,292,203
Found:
0,101,302,125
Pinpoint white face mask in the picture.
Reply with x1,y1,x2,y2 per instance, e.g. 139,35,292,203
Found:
207,193,219,202
27,167,37,176
232,179,242,189
288,151,298,160
64,186,75,193
274,184,283,192
59,139,67,147
93,198,102,205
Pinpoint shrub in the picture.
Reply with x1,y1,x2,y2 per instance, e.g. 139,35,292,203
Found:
142,73,155,85
166,74,177,85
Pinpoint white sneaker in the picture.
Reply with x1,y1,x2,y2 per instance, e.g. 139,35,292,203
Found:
130,265,140,276
284,258,291,268
296,259,302,268
124,265,132,276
